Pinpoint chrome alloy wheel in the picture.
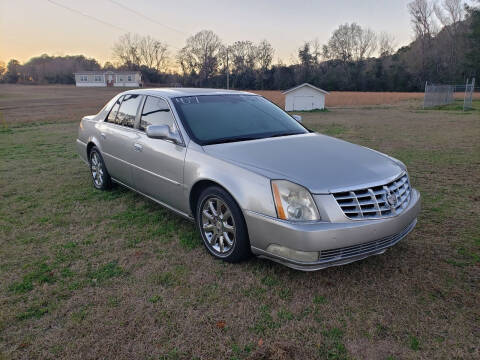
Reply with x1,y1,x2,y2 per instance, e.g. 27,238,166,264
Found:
90,152,104,187
201,197,236,254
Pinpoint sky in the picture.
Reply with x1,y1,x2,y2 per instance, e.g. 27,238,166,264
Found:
0,0,416,67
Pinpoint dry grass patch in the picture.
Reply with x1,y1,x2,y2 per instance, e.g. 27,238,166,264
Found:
0,93,479,359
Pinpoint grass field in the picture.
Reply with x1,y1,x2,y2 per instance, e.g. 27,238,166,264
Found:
0,85,479,359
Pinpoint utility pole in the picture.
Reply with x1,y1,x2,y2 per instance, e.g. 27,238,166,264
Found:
226,48,230,90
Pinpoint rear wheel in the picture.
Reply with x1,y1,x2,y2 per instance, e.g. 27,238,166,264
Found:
196,186,251,263
89,147,112,190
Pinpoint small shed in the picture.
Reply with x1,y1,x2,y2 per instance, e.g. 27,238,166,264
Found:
283,83,329,111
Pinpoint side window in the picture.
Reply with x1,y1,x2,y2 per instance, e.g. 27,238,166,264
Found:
106,96,123,123
140,96,175,131
115,94,142,128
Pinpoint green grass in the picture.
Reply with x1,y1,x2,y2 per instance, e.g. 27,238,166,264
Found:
429,99,480,112
8,261,57,294
409,335,420,351
1,102,479,359
149,295,162,304
319,123,347,136
313,295,327,304
253,305,277,335
319,328,348,360
260,274,280,287
16,302,50,321
290,108,329,113
87,262,125,283
150,271,176,287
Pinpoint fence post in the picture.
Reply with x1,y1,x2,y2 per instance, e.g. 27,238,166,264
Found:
423,81,428,109
463,77,475,111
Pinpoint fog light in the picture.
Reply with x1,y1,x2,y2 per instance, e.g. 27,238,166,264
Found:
266,244,318,262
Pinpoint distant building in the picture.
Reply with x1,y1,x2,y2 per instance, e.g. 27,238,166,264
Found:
74,71,142,87
283,83,329,111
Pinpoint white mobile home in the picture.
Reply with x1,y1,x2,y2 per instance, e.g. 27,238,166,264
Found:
283,83,329,111
74,71,142,87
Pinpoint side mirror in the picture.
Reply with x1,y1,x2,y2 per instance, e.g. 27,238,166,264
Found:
292,115,302,123
146,125,182,145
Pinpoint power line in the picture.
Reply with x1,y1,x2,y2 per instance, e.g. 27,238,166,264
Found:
107,0,188,36
45,0,182,50
46,0,128,32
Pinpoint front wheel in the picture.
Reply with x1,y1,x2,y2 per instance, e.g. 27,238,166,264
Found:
89,147,112,190
196,186,251,263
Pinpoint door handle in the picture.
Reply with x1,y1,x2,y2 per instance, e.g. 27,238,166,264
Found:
100,133,106,139
133,143,143,152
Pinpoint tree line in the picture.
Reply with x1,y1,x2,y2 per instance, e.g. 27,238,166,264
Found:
1,0,478,91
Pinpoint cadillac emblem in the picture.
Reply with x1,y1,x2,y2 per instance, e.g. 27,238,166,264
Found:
386,190,398,207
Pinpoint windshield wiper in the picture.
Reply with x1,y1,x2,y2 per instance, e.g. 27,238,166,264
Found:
266,132,304,138
204,131,305,145
204,136,262,145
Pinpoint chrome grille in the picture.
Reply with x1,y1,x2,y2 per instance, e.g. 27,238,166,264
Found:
318,219,416,262
333,174,411,220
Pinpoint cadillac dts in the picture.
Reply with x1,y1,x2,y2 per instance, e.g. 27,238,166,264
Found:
76,88,421,270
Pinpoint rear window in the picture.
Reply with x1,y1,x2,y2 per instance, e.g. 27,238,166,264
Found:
106,96,123,123
116,94,142,128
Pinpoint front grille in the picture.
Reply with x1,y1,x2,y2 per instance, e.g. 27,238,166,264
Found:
318,219,416,262
333,174,411,220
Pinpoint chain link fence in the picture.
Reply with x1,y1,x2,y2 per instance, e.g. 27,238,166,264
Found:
423,82,454,108
463,78,475,111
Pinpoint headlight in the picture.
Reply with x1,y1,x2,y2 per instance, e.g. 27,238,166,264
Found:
271,180,320,221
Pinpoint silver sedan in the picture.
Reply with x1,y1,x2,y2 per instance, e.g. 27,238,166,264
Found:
76,88,421,271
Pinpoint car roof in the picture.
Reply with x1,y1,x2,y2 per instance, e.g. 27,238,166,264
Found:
122,87,257,98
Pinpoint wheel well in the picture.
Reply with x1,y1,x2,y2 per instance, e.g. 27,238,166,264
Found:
86,142,96,158
189,180,227,218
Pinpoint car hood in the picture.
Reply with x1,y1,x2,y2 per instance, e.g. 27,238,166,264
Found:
203,133,404,194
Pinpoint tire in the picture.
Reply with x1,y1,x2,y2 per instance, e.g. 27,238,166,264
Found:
196,186,251,263
89,146,112,190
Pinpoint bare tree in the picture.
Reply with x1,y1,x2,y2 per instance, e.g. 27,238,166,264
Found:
408,0,437,39
357,27,378,59
310,38,322,64
230,41,258,73
433,0,465,77
257,40,274,72
177,30,223,83
408,0,438,76
434,0,464,30
177,47,195,76
113,33,142,68
325,24,355,62
113,33,170,71
378,32,397,56
324,23,377,62
217,45,230,74
139,35,169,72
256,40,274,89
0,61,6,78
298,42,314,66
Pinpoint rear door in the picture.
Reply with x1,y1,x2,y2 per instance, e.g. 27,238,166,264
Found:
130,96,186,210
97,94,142,186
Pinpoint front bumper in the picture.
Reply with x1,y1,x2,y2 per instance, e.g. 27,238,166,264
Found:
245,189,421,271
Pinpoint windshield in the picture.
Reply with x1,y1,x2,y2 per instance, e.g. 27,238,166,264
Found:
172,95,308,145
